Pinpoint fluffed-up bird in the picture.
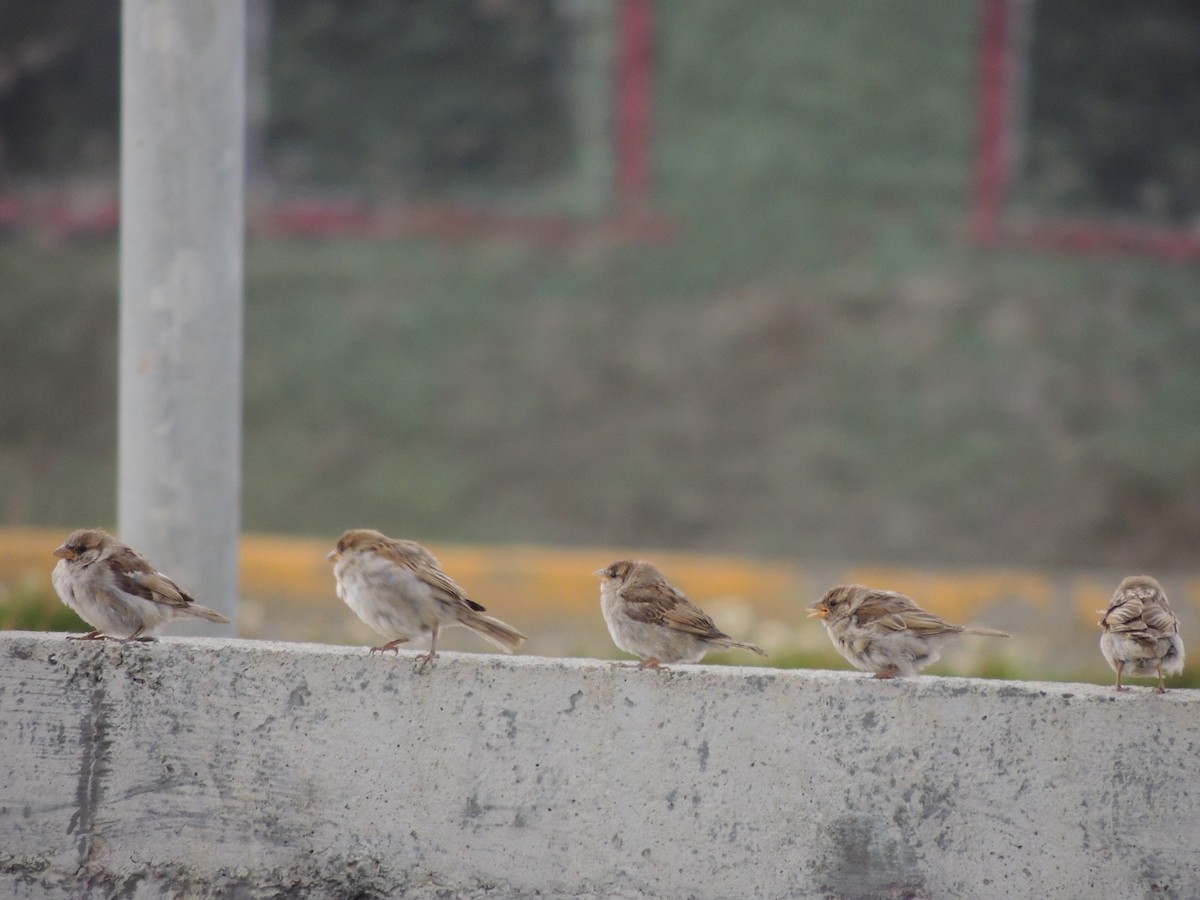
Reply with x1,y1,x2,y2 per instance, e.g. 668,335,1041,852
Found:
51,528,230,642
807,584,1008,678
1099,575,1184,693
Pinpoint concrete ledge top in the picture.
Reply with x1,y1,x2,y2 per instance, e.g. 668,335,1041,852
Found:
2,631,1197,899
4,629,1195,702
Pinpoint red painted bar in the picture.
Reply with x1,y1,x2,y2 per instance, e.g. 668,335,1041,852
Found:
971,0,1012,247
614,0,654,207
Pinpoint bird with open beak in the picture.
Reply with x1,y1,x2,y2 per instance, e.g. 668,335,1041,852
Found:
807,584,1007,678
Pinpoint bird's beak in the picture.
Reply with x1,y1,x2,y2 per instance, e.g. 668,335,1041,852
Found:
326,549,339,562
805,601,828,619
52,544,74,560
593,568,608,579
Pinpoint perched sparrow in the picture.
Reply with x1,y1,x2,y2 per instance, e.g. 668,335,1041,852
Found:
807,584,1008,678
1098,575,1185,693
595,559,767,668
328,528,527,671
51,528,230,642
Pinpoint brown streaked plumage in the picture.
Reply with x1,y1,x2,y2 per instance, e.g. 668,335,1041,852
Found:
1099,575,1184,693
328,528,527,671
50,528,230,642
595,559,767,667
807,584,1008,678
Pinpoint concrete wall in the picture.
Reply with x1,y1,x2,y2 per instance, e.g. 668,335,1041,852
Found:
1,632,1196,899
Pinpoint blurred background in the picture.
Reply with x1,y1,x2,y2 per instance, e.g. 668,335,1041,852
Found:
1,0,1198,683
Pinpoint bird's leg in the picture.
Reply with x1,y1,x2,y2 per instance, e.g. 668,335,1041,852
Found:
1154,663,1167,694
369,638,408,655
416,627,439,673
872,666,901,680
1113,660,1128,692
117,626,146,644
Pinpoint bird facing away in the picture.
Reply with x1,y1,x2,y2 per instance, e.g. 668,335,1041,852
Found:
51,528,230,642
1099,575,1184,693
807,584,1008,678
328,528,527,671
595,559,767,667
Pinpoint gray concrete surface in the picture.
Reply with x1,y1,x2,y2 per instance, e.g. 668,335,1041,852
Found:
1,632,1196,898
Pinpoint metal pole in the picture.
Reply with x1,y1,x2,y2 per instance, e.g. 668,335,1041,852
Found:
119,0,245,633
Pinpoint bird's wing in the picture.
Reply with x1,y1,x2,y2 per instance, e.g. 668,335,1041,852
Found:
377,538,487,612
620,581,728,639
1140,599,1179,636
415,563,487,612
108,549,194,610
1101,596,1144,631
854,590,963,636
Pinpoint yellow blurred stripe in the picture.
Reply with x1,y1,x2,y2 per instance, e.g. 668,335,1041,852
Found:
4,527,1198,633
0,529,73,583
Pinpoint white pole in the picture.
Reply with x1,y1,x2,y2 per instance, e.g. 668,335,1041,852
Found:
118,0,245,633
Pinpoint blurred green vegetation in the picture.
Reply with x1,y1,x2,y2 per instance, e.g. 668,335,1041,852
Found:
0,0,572,192
269,0,574,195
0,1,118,178
6,230,1196,569
2,1,1200,572
0,580,87,633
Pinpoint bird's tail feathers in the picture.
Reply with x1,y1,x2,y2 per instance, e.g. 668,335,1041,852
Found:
462,612,527,653
962,626,1008,638
185,603,232,624
715,637,768,657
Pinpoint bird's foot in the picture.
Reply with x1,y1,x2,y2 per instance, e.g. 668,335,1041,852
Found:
67,631,107,641
415,651,438,674
369,639,407,656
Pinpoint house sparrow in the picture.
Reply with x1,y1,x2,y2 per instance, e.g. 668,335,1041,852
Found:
806,584,1008,678
595,559,767,667
1098,575,1185,693
328,528,527,671
51,528,230,642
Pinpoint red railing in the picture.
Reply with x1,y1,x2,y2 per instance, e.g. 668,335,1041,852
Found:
971,0,1200,263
